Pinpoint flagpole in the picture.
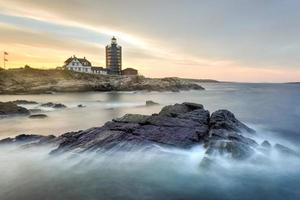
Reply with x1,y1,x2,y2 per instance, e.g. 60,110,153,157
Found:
3,51,8,69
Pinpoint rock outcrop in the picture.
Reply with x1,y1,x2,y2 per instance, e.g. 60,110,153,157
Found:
41,102,67,109
10,100,38,105
0,103,298,163
145,100,159,106
0,102,30,116
29,114,48,119
0,68,206,94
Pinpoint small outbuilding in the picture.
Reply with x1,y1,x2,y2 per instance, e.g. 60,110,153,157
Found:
122,68,138,76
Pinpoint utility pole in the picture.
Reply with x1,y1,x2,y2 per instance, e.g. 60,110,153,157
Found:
3,51,8,69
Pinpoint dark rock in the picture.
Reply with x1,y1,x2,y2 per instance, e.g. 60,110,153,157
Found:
53,103,66,108
203,109,257,160
29,114,48,119
0,102,30,116
77,104,85,108
29,108,42,113
145,100,159,106
0,138,13,145
41,102,55,107
205,140,255,160
11,100,38,105
159,102,203,117
41,102,66,109
0,102,276,163
274,144,298,156
209,110,255,135
199,156,216,168
261,140,271,148
15,134,45,143
50,103,210,154
0,134,55,146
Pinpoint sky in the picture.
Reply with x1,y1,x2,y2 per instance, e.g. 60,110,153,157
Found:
0,0,300,82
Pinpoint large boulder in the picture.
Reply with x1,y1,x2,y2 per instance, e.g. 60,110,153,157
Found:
274,143,298,157
204,110,257,160
205,140,255,160
209,110,255,135
159,102,204,117
0,102,30,116
50,103,210,154
3,102,295,163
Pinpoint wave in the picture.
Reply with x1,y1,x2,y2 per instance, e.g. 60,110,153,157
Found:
0,140,299,200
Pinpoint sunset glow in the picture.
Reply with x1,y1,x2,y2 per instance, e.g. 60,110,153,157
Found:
1,0,300,82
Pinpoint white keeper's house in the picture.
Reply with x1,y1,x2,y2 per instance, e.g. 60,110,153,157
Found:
63,55,107,75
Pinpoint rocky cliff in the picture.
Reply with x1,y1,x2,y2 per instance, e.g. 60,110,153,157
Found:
0,68,205,94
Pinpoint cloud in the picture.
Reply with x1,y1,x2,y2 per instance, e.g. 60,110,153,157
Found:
0,0,299,81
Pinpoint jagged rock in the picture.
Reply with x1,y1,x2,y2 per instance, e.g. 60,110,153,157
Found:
49,103,210,154
0,138,13,145
261,140,271,148
41,102,66,109
0,102,30,116
29,108,42,113
203,109,257,160
10,100,38,104
145,100,159,106
29,114,48,119
159,102,204,117
0,134,56,146
205,140,255,160
199,156,216,168
209,110,255,135
274,144,298,156
0,102,285,163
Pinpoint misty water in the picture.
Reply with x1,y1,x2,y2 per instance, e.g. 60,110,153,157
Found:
0,83,300,200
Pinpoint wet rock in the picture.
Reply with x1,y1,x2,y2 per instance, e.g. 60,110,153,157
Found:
0,102,30,116
209,110,255,135
29,108,42,113
50,103,210,154
261,140,271,148
203,109,257,160
274,144,298,156
0,134,55,146
41,102,66,109
0,138,13,145
199,156,216,168
159,102,203,117
205,140,255,160
145,100,159,106
0,102,277,162
11,100,38,105
29,114,48,119
113,114,150,124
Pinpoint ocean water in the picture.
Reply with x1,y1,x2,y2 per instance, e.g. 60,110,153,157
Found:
0,83,300,200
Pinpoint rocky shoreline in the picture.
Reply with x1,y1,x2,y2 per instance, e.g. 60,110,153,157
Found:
1,102,298,166
0,100,67,118
0,68,207,94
